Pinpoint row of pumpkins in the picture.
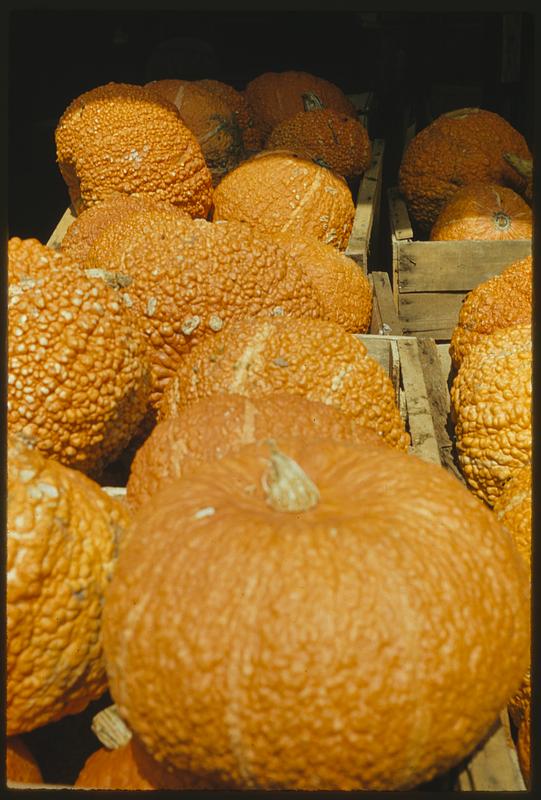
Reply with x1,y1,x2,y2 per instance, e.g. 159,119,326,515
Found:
7,70,532,789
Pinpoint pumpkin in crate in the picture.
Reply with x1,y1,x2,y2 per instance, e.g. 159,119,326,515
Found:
212,149,356,250
266,92,372,180
244,69,357,140
55,82,213,218
8,238,151,477
449,255,531,370
6,737,44,784
6,433,133,735
159,316,410,452
127,393,389,510
399,108,532,233
430,183,532,241
195,78,265,154
145,79,245,185
450,323,531,506
102,436,530,791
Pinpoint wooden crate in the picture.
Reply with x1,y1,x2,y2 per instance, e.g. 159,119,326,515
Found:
388,187,532,340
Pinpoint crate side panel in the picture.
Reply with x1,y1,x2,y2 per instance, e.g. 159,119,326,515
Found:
398,293,466,340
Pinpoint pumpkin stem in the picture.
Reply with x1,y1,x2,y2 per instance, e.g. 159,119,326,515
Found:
92,704,132,750
302,92,324,112
504,152,533,180
261,440,320,512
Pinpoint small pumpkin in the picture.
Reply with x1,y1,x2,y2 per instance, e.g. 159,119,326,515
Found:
212,149,356,250
430,183,532,241
6,737,44,784
195,78,265,154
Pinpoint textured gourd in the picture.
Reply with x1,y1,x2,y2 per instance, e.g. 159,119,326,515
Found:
6,737,44,784
8,240,151,476
60,192,190,264
83,214,323,410
212,149,356,250
195,78,265,154
127,393,390,510
8,236,76,280
399,108,531,232
102,436,530,791
449,255,532,370
269,229,373,331
504,152,533,204
7,434,132,735
430,183,532,241
517,697,531,790
145,79,245,185
55,81,213,218
159,317,410,452
450,324,531,506
266,92,372,179
493,463,531,569
244,70,357,139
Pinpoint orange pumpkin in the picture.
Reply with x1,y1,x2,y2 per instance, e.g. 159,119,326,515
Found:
6,737,44,784
195,78,265,154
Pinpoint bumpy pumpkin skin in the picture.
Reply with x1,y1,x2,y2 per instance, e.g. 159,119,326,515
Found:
8,239,152,476
83,215,323,410
244,70,357,139
127,393,390,510
399,108,532,233
159,317,410,452
6,737,44,784
212,149,356,250
55,82,213,218
196,78,265,154
7,434,132,736
145,79,245,185
492,463,531,569
102,436,530,791
450,324,531,506
7,236,76,281
449,256,532,370
430,183,532,241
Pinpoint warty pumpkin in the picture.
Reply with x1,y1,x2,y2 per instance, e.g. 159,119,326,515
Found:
6,737,44,784
145,78,245,185
7,433,132,735
450,323,531,506
212,149,356,250
82,214,323,411
7,236,76,281
399,108,532,233
195,77,265,154
8,238,152,476
430,183,532,241
101,436,530,791
127,392,390,510
449,255,532,370
244,70,357,140
266,91,372,180
159,316,410,452
54,81,213,217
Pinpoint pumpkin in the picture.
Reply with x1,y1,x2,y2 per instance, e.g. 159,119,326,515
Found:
399,108,532,233
6,433,132,735
6,737,44,784
60,192,190,264
492,463,531,569
127,393,390,510
430,183,532,241
82,214,323,411
266,91,372,180
212,149,356,250
450,324,531,506
8,238,151,476
55,81,213,217
449,255,532,370
7,236,76,281
159,316,410,452
244,70,357,140
195,77,265,154
268,229,373,331
504,152,533,204
145,78,245,185
516,696,531,789
101,436,530,790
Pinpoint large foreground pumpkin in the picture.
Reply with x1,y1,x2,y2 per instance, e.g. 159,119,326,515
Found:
102,437,530,791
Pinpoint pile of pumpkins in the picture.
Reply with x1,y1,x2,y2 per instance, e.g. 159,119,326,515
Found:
6,70,531,790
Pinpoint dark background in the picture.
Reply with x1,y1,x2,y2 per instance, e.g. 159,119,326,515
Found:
8,9,535,246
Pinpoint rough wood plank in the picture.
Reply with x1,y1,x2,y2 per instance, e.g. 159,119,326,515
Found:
395,338,441,465
46,206,77,249
398,292,466,340
370,271,403,335
345,139,385,272
387,187,414,241
456,713,526,791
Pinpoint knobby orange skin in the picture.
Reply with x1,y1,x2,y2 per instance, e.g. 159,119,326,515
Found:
126,392,391,510
159,316,410,452
449,256,532,370
102,436,530,791
7,434,133,736
55,81,213,218
195,78,265,154
212,149,356,250
6,737,44,784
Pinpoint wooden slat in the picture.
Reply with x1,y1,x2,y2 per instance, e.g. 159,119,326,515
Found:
46,206,77,249
370,271,403,335
388,187,414,241
345,139,385,272
398,292,466,340
455,712,526,791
